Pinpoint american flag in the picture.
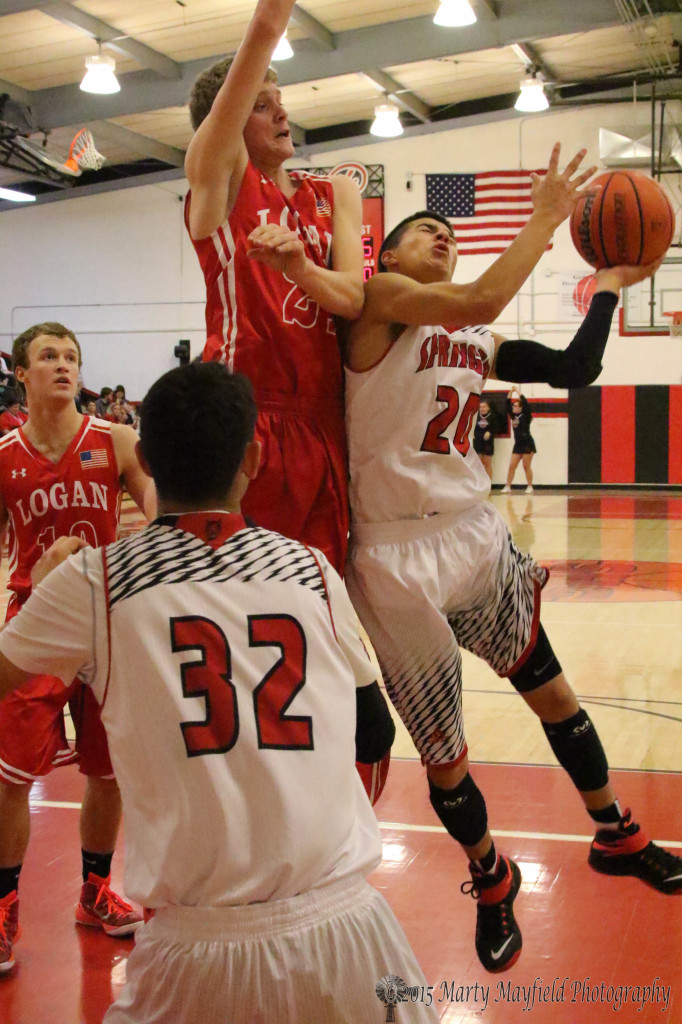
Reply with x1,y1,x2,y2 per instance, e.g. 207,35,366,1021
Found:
315,196,332,217
80,448,109,469
425,170,551,256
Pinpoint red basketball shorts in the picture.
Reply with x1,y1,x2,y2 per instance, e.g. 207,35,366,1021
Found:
0,603,113,784
241,397,349,574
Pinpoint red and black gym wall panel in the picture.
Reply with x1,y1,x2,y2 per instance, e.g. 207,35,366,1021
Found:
569,385,682,485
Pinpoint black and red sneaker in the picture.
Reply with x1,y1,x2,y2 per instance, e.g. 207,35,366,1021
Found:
589,810,682,895
461,856,522,972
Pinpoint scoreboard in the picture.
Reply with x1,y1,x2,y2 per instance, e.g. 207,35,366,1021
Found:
361,195,384,280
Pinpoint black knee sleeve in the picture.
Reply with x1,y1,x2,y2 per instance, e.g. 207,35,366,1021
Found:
542,709,609,791
428,773,488,848
509,624,562,693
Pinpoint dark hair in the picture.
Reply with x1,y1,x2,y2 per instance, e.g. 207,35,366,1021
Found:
99,387,113,398
114,384,126,395
140,362,257,505
12,322,81,371
189,57,278,131
378,210,454,272
2,390,19,407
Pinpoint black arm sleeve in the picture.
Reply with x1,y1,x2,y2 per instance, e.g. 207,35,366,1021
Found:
495,290,618,389
355,682,396,763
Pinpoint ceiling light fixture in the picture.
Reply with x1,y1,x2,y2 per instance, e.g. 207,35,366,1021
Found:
272,32,294,60
80,45,120,94
370,102,403,138
433,0,477,28
0,187,36,202
514,75,549,113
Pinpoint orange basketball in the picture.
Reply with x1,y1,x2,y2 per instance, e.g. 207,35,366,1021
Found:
570,170,674,268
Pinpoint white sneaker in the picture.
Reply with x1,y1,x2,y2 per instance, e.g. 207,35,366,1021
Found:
525,485,534,494
501,485,511,493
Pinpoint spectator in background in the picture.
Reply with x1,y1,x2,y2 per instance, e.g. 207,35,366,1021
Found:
502,387,536,494
0,392,28,435
85,399,98,417
472,398,497,481
96,388,113,418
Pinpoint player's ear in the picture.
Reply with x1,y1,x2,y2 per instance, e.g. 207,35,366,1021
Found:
380,249,396,270
242,439,261,481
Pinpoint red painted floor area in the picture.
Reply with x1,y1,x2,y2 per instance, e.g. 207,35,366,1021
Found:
1,760,679,1024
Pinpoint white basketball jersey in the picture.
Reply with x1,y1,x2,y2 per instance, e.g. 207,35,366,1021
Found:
0,512,381,908
346,324,495,523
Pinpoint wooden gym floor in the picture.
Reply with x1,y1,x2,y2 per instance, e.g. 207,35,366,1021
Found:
0,489,680,1023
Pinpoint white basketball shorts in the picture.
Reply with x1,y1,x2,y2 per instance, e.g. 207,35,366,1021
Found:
104,875,439,1023
346,502,547,766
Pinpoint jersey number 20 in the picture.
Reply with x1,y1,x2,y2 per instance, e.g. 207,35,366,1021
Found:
421,387,480,457
170,614,313,757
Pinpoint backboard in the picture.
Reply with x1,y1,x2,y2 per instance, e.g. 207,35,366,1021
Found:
620,253,682,335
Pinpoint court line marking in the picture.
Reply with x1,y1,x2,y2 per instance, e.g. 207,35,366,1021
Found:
378,821,682,849
32,801,682,849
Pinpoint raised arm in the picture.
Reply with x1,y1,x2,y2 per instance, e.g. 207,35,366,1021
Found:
369,144,595,329
184,0,295,239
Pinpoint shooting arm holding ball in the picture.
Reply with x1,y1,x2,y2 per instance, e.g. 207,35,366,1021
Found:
491,262,661,386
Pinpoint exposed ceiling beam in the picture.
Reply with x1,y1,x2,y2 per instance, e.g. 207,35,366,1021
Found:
509,41,559,84
361,70,431,122
25,1,623,131
288,121,307,146
289,4,335,50
473,0,500,20
0,79,32,106
89,121,185,167
19,1,181,79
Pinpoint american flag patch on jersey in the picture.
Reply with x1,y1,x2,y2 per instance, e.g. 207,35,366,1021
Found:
316,196,332,217
80,449,109,469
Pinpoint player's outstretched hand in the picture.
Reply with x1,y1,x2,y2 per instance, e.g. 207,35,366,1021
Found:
246,224,308,277
31,535,88,588
594,259,664,294
531,142,599,227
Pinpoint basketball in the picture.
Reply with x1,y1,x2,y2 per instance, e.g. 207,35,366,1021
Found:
570,170,674,268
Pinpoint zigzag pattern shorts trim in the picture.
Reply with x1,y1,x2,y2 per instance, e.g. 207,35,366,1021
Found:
346,503,548,767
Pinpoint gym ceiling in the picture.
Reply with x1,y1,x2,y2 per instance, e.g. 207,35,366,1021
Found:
0,0,681,206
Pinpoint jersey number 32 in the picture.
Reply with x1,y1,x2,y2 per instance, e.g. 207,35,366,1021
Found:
170,613,313,757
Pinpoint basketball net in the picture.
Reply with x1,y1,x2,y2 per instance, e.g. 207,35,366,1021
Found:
63,128,106,174
663,312,682,337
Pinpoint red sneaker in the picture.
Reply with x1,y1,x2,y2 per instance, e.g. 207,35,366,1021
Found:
75,873,143,936
0,891,20,973
461,856,523,972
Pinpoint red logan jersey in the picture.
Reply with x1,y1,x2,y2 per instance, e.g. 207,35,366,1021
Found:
184,162,342,404
0,416,121,612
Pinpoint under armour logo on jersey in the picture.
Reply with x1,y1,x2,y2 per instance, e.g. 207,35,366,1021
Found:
11,468,27,478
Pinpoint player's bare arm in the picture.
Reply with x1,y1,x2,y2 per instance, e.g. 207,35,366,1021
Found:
489,260,661,384
184,0,295,239
111,424,156,520
31,535,86,589
347,144,597,371
247,173,365,319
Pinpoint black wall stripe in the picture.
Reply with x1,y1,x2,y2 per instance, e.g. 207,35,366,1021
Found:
635,385,669,484
568,387,602,483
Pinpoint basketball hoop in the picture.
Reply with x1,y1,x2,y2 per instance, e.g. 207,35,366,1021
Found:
663,311,682,337
63,128,105,173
